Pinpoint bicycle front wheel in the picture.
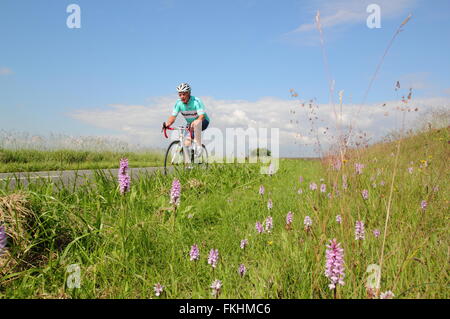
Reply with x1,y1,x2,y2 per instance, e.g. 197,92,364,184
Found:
164,140,185,175
193,144,209,171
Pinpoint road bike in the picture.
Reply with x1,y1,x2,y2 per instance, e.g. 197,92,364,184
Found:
162,123,208,175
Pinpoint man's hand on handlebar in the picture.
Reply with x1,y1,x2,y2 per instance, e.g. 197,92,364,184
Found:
162,122,172,138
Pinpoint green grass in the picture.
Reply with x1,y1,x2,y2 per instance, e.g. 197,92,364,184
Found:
0,128,448,299
0,149,165,173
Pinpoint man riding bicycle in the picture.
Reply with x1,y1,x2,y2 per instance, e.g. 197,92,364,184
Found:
163,82,210,157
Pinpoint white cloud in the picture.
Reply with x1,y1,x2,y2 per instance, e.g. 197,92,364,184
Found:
398,72,431,90
283,0,416,45
293,8,362,33
69,93,449,157
0,67,13,75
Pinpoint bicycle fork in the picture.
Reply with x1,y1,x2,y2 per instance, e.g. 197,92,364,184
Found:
181,142,193,165
181,140,200,165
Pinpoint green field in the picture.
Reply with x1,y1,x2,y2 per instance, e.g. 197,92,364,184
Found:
0,127,448,298
0,149,165,173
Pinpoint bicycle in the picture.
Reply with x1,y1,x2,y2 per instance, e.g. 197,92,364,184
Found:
162,122,209,175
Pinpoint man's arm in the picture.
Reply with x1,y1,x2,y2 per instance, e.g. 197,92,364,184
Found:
193,98,206,126
192,114,205,126
165,115,176,127
167,101,180,127
191,114,205,127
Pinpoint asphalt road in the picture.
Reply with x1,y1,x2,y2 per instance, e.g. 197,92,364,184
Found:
0,166,168,189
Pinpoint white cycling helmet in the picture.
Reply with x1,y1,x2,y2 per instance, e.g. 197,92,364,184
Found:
176,82,191,93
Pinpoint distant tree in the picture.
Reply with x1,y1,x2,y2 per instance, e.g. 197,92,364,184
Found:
251,148,271,157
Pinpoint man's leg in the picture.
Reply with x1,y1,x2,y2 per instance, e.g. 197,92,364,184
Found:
191,120,203,147
183,133,192,164
184,136,192,147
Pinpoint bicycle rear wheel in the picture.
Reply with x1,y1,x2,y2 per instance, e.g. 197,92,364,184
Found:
164,141,185,175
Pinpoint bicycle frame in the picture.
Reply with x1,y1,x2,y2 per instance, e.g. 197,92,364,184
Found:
162,124,208,172
163,125,193,140
163,125,194,164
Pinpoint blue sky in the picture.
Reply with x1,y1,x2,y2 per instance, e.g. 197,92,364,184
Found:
0,0,449,155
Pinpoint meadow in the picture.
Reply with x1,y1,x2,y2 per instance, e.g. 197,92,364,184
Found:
0,131,165,173
0,149,165,173
0,126,448,299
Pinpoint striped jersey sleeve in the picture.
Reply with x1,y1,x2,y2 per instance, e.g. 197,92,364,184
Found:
172,101,180,117
195,97,206,115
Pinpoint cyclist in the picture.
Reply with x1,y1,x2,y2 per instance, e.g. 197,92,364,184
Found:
163,82,210,157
